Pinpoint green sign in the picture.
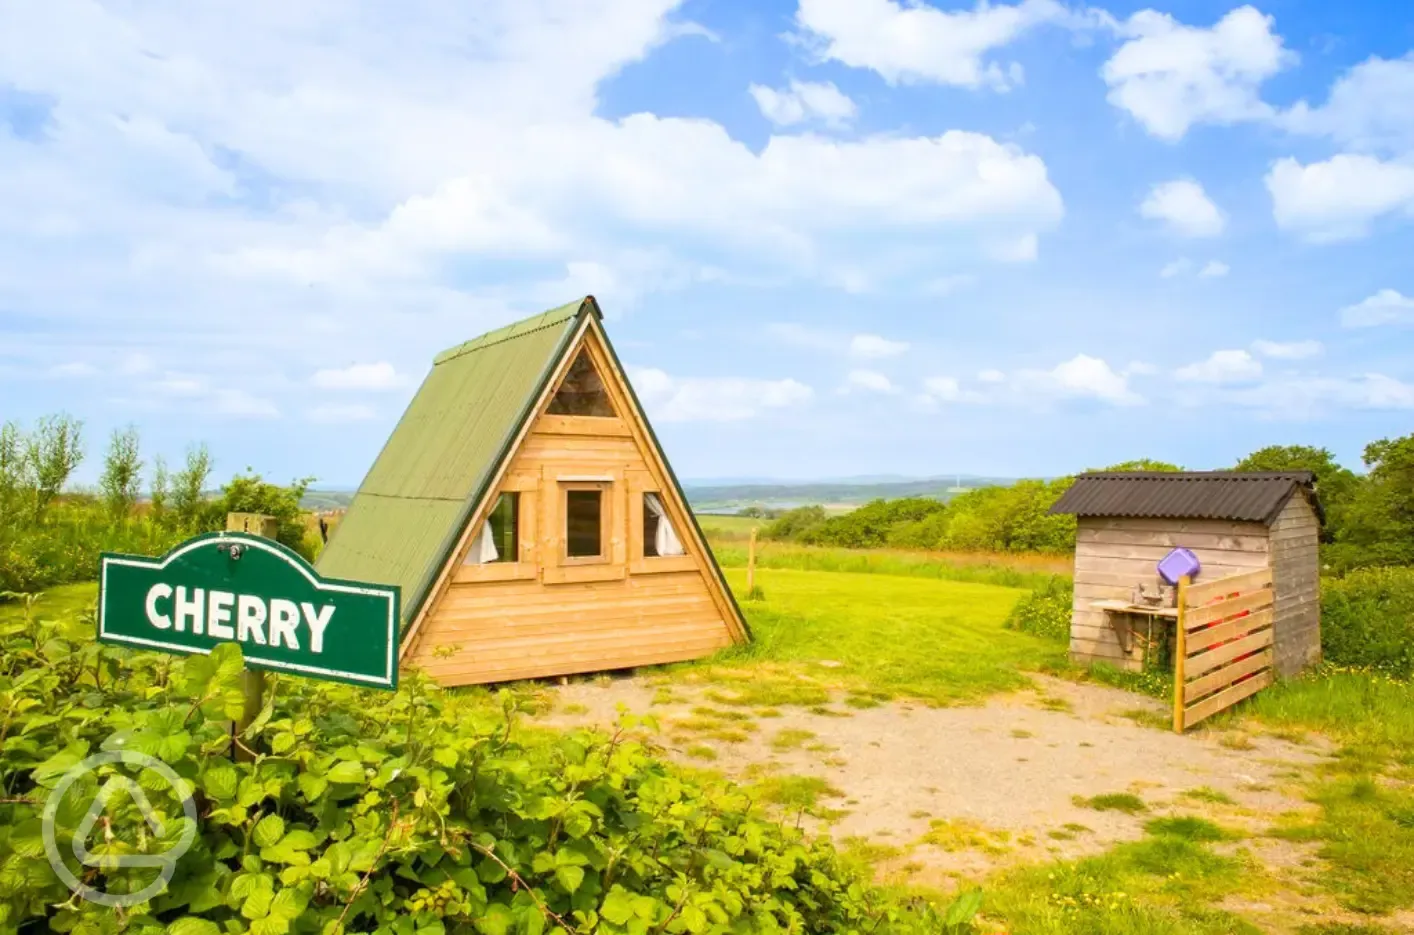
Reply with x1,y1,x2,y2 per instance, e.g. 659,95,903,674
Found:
98,533,400,690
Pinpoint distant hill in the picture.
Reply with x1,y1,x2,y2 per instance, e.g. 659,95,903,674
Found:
682,476,1016,513
301,489,356,511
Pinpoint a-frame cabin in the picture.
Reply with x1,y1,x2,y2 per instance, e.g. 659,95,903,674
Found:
316,296,749,686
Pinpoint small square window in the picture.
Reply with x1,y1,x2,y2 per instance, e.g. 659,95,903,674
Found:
565,489,603,558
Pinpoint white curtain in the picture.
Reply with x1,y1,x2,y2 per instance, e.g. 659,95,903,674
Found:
465,520,499,564
644,493,685,556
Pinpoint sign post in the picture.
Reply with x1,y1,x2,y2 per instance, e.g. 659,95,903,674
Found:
228,514,272,761
97,531,401,715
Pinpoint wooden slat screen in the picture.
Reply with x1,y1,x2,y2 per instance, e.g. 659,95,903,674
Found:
1173,568,1275,732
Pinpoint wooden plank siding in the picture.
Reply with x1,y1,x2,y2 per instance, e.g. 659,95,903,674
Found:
404,324,741,687
1070,516,1270,670
1267,494,1322,676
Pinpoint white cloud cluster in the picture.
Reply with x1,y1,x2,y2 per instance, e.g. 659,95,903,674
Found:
1340,289,1414,328
1251,339,1321,360
1102,5,1293,141
0,0,1067,412
1175,349,1262,384
629,367,814,422
310,362,408,391
1266,54,1414,242
849,334,909,359
1140,179,1225,237
750,80,857,128
842,369,899,394
1160,258,1229,278
792,0,1086,90
1266,155,1414,242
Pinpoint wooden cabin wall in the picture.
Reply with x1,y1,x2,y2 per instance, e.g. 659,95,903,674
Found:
1071,517,1271,670
1267,495,1322,676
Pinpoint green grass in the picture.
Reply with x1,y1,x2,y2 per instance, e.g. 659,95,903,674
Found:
694,568,1063,707
747,774,845,812
1076,793,1147,814
693,513,762,540
0,582,97,622
1269,774,1414,914
1181,787,1235,806
985,822,1263,935
1143,816,1230,842
710,540,1070,591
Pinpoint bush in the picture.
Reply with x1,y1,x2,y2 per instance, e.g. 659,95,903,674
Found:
1321,567,1414,677
0,603,977,934
797,497,947,549
760,504,828,541
1003,576,1072,642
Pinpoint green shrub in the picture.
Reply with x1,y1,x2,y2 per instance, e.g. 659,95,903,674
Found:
1321,567,1414,677
1003,576,1072,642
798,497,947,549
0,602,975,934
760,504,828,541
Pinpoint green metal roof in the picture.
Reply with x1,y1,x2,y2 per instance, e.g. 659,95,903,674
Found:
315,298,593,624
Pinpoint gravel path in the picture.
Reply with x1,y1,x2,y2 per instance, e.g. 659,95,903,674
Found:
538,671,1331,888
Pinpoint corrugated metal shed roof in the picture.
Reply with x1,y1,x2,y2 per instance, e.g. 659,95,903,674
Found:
315,298,593,623
1048,471,1323,526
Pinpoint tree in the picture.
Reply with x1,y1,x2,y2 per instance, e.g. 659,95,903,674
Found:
212,472,316,558
150,454,170,524
0,421,21,516
24,414,83,519
1332,434,1414,569
98,426,143,520
1097,459,1183,472
1234,444,1361,542
171,444,214,531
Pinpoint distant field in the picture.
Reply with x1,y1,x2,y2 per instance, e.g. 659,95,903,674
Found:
711,540,1071,590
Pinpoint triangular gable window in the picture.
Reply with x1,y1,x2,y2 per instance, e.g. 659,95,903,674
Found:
547,348,616,417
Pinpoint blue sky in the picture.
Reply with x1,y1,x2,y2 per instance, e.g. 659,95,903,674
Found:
1,0,1412,487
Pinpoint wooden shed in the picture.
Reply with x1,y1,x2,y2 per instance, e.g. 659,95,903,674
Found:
1049,471,1322,678
316,296,749,686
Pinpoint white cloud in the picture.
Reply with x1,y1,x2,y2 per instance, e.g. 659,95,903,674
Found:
1160,257,1193,278
792,0,1091,90
922,376,962,401
1251,339,1319,360
212,389,280,419
1102,5,1294,141
1339,288,1414,327
1003,354,1144,406
1279,53,1414,155
768,322,840,352
1228,373,1414,415
0,0,1067,404
749,80,857,128
629,367,813,421
849,333,909,359
1266,154,1414,242
1140,179,1225,237
310,361,407,391
1124,361,1158,376
1252,338,1321,359
1174,349,1263,384
307,403,378,423
842,369,898,394
118,353,155,376
151,373,208,398
977,369,1006,383
1198,259,1229,278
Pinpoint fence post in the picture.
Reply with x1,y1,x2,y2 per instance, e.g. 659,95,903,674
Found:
227,512,275,761
747,527,758,596
1172,574,1189,734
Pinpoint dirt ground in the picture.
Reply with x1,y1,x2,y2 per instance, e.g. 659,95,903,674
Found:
538,671,1343,910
